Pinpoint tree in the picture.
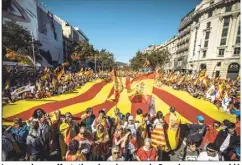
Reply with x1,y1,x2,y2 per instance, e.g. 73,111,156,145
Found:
130,51,148,71
130,49,171,71
90,49,115,71
2,21,42,62
147,48,171,70
72,40,95,61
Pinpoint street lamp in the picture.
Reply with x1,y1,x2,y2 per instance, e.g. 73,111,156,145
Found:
31,31,36,70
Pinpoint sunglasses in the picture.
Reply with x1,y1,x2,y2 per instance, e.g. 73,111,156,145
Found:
66,116,72,118
113,152,120,155
207,149,216,153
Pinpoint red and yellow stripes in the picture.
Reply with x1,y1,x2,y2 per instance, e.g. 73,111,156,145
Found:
151,127,166,148
3,76,236,126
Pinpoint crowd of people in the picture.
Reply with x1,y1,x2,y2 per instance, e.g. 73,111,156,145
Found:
2,106,240,161
2,66,110,105
155,70,240,118
2,68,241,161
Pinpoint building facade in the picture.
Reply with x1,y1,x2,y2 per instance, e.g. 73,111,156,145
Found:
176,8,195,71
162,36,178,71
143,45,160,53
54,17,89,61
188,0,240,80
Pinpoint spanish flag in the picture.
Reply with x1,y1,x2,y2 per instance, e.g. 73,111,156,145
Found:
127,72,155,103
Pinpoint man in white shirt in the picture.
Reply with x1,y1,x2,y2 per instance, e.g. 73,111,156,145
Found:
198,143,224,161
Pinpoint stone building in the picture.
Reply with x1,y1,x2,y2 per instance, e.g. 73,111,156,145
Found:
188,0,240,79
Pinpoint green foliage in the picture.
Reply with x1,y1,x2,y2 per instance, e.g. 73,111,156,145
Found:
130,49,171,71
93,49,115,70
130,51,147,71
2,21,42,62
72,40,95,61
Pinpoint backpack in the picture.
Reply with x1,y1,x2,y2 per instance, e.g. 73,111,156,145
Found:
30,134,44,151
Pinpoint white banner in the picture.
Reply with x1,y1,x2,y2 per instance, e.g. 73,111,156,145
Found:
11,85,34,96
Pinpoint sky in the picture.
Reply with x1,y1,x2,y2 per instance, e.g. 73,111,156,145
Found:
41,0,201,63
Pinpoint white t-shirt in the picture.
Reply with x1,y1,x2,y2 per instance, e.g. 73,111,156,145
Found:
107,156,124,161
197,152,224,161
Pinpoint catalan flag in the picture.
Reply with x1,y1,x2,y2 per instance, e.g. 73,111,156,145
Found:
3,77,236,129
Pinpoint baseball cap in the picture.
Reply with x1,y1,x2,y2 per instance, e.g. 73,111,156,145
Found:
196,115,204,123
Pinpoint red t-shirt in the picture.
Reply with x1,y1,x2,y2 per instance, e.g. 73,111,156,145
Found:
137,147,158,161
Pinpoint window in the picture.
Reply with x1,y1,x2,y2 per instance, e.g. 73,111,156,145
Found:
222,28,228,37
236,23,240,44
220,17,230,46
204,40,209,47
207,22,211,28
205,32,210,39
219,49,224,56
217,62,221,66
234,47,240,55
224,17,230,27
203,50,207,58
208,11,213,18
225,5,232,12
215,71,220,78
236,37,240,44
220,38,226,45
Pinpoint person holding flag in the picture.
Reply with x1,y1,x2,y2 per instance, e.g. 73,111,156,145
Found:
164,106,181,151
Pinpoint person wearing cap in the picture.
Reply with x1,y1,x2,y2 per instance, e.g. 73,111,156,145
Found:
136,138,158,161
187,115,207,147
214,122,240,160
164,106,181,151
197,143,224,161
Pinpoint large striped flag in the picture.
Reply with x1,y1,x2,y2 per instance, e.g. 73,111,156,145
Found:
3,78,236,127
127,72,155,104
